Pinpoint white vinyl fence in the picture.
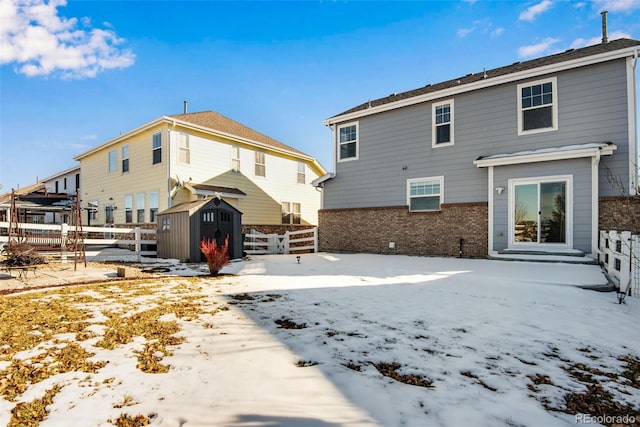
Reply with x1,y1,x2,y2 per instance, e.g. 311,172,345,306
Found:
0,221,157,261
598,230,639,298
244,228,318,255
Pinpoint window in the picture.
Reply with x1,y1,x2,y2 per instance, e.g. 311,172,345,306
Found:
124,195,133,223
136,193,145,223
108,149,117,172
63,177,67,190
407,177,443,212
338,122,358,161
255,151,266,177
231,145,240,172
149,191,159,223
282,202,301,224
75,173,80,192
54,181,59,193
88,201,98,222
297,162,306,184
161,218,170,231
517,77,558,135
105,205,115,224
152,132,162,164
122,145,130,173
177,132,190,164
432,100,454,147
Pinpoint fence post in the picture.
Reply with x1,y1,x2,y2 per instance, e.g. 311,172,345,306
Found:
607,230,617,276
135,227,141,262
61,223,69,250
284,231,290,254
619,231,631,294
313,227,318,253
599,230,606,264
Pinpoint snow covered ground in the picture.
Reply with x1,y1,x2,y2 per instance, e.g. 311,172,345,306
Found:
1,253,638,427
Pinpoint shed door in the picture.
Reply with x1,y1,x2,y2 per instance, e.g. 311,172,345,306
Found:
201,208,234,261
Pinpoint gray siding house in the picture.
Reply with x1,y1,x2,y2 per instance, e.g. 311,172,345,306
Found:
316,38,640,259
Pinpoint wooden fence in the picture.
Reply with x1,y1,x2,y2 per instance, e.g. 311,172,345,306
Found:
244,228,318,255
0,222,157,261
598,230,639,298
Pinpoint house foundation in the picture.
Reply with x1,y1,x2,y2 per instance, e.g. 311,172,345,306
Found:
318,203,488,258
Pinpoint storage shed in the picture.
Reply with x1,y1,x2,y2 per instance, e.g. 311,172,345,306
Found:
157,198,243,262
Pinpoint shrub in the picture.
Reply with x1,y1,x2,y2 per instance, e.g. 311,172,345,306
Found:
200,236,230,276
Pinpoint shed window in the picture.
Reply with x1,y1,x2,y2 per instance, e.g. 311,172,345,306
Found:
161,218,170,231
203,211,215,223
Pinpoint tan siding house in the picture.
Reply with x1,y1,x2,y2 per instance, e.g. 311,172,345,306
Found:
74,111,326,229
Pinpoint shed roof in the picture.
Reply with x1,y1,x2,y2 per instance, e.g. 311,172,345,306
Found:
159,197,243,216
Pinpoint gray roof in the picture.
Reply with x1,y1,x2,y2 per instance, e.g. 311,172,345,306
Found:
331,38,640,118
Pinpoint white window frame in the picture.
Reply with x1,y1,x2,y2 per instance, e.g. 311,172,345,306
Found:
407,176,444,212
122,145,130,173
282,201,301,224
108,149,117,172
337,121,359,162
231,145,240,172
152,132,162,165
255,151,266,177
432,99,454,147
124,195,133,223
88,201,98,221
517,76,558,136
297,162,306,184
136,193,145,223
149,191,159,223
177,132,190,164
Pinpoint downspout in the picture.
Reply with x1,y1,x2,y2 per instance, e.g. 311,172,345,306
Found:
592,149,601,257
166,122,173,209
631,48,639,195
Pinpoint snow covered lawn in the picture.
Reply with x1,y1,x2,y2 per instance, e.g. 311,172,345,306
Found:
0,253,638,427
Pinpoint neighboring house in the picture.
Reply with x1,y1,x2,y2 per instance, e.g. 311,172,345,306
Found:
316,37,640,258
40,166,81,224
73,110,326,230
0,182,75,225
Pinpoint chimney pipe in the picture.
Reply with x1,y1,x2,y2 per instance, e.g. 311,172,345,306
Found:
183,100,188,114
601,11,608,44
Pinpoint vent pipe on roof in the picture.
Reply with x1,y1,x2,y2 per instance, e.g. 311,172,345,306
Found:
601,11,609,44
183,100,188,114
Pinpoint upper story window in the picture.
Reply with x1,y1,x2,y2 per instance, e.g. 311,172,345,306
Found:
231,145,240,172
108,149,117,172
282,202,301,224
55,181,59,193
75,173,80,192
152,132,162,164
432,100,454,147
517,77,558,135
122,145,130,173
63,177,68,190
407,176,443,212
297,162,305,184
338,122,358,161
255,151,266,177
177,132,190,164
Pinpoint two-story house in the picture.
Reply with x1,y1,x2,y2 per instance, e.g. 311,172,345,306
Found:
74,110,326,231
316,38,640,259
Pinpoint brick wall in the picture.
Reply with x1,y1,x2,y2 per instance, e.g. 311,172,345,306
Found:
318,203,488,258
599,196,640,234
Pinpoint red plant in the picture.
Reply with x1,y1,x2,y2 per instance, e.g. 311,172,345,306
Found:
200,235,230,276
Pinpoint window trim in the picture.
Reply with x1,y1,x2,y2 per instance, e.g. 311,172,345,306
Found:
406,176,444,212
152,132,162,165
254,151,266,177
122,145,130,173
337,121,359,162
231,145,240,172
432,99,454,147
517,76,558,136
108,149,117,172
149,191,159,223
297,162,306,184
177,132,190,164
136,193,145,223
281,201,301,224
124,194,133,224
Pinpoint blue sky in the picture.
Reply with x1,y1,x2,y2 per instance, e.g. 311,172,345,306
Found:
1,0,639,190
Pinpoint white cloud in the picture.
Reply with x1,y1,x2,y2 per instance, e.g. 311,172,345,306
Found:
519,0,554,22
517,37,560,58
457,27,474,38
457,19,503,39
593,0,640,13
0,0,135,79
491,27,505,37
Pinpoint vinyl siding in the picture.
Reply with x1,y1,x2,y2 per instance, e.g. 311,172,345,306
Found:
324,59,631,209
80,124,168,225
